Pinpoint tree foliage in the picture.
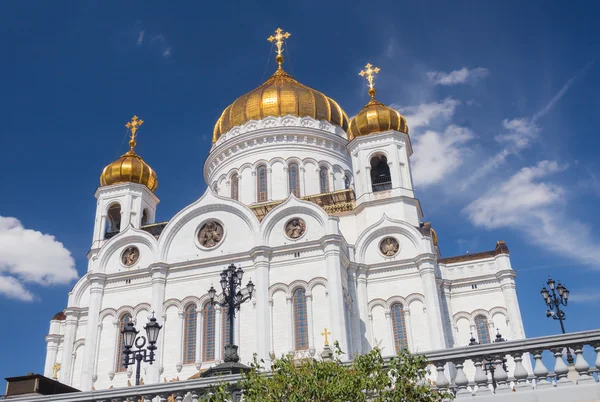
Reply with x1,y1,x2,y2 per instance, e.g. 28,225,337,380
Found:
211,342,452,402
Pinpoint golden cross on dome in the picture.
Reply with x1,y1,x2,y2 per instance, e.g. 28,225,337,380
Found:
321,327,331,346
52,362,61,380
359,63,380,98
268,28,291,69
125,115,144,150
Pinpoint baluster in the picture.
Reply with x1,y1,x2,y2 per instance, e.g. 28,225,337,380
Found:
176,393,184,402
595,345,600,372
435,363,450,390
453,360,471,396
512,353,531,391
552,348,572,385
473,359,491,394
157,394,169,402
141,395,154,402
493,357,510,393
573,345,593,383
191,391,199,402
533,350,551,388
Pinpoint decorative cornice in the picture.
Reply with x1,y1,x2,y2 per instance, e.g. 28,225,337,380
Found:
438,241,509,265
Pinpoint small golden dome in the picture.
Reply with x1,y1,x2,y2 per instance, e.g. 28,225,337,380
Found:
347,89,409,141
212,67,349,142
100,116,158,192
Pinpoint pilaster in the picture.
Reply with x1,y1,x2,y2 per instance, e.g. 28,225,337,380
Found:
251,248,271,362
80,273,107,391
59,308,80,384
417,257,446,350
148,265,168,383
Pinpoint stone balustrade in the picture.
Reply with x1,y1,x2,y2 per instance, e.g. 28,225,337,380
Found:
8,330,600,402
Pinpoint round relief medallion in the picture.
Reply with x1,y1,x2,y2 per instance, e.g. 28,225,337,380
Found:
285,218,306,239
198,221,224,248
121,246,140,266
379,237,400,257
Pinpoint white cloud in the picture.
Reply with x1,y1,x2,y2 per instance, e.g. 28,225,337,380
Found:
567,293,600,303
427,67,489,86
397,97,461,130
465,161,600,266
412,125,475,187
137,30,145,46
0,216,78,301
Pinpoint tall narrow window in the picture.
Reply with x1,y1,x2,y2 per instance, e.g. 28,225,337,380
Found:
202,303,216,361
370,155,392,192
183,304,197,364
344,174,351,190
105,203,121,239
288,163,300,197
141,209,149,226
390,303,408,352
319,166,329,193
474,315,491,344
222,307,231,356
115,313,132,372
256,165,268,202
293,288,309,350
231,174,239,201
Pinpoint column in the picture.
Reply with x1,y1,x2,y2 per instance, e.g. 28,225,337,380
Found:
175,310,184,370
388,159,400,190
384,310,395,354
324,240,349,356
365,166,372,194
251,171,257,203
252,250,271,362
59,308,79,384
347,266,362,355
283,167,290,195
148,265,167,383
215,308,222,362
299,167,306,196
267,167,273,201
287,296,294,353
80,273,106,391
306,292,315,350
417,258,446,350
404,309,414,352
328,170,335,192
356,268,370,351
108,319,119,380
440,282,455,347
195,307,202,368
44,335,60,377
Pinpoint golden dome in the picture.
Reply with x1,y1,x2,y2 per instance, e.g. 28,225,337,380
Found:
347,89,408,141
100,116,158,192
212,66,349,142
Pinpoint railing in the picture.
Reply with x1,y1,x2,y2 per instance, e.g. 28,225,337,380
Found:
11,330,600,401
371,174,392,192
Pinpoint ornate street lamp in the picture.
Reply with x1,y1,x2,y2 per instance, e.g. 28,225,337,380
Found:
208,263,254,364
121,313,162,386
541,277,573,363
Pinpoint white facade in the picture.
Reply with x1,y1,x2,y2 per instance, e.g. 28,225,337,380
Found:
44,115,526,392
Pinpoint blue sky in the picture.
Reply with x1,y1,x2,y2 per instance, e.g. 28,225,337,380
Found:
1,0,599,383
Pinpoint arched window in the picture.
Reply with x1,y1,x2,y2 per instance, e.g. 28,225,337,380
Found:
183,304,197,364
141,209,149,226
293,288,309,350
231,174,239,201
319,166,329,193
288,163,300,197
344,174,351,190
115,313,132,372
474,315,491,344
390,303,408,352
256,165,268,202
212,182,218,193
202,303,216,361
105,204,121,239
370,155,392,192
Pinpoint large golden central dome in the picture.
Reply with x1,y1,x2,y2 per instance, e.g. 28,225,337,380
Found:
212,67,349,142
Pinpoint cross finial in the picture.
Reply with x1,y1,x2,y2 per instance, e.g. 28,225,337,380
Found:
321,327,331,346
268,27,291,69
52,362,61,380
359,63,380,99
125,115,144,151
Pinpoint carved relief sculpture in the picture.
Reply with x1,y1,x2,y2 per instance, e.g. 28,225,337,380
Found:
198,221,224,248
121,246,140,266
380,237,400,256
285,218,306,239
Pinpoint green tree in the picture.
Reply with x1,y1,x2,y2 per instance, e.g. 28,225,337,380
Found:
210,342,453,401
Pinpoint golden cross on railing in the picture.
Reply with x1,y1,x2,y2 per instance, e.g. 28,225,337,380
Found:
359,63,380,98
268,27,291,69
125,115,144,150
321,327,331,346
52,362,61,380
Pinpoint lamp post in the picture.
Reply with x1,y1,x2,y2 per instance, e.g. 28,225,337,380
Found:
208,263,255,363
120,313,162,386
540,277,573,364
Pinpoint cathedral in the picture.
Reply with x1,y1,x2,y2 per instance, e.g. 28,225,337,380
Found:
43,29,526,391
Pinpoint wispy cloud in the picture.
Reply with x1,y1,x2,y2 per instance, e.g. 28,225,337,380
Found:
427,67,489,86
137,30,145,46
465,161,600,267
0,216,78,301
568,292,600,303
397,97,461,129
